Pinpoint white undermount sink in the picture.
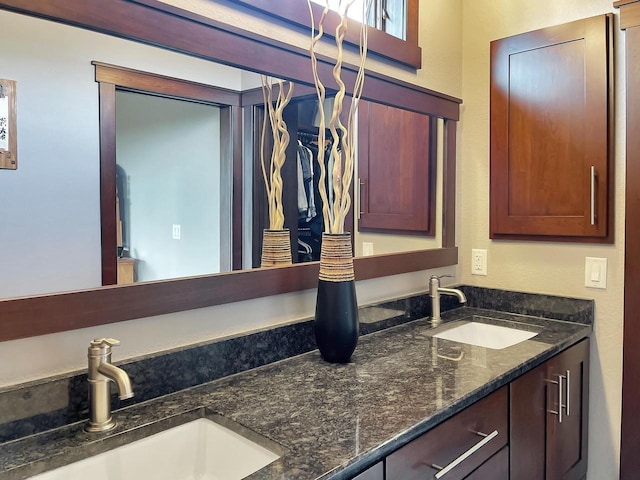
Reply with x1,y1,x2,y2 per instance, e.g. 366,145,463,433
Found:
433,320,538,350
32,417,280,480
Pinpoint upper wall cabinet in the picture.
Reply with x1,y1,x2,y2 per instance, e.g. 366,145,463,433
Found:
490,14,613,242
358,101,436,235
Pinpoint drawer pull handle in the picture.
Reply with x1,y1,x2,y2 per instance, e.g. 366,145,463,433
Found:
431,429,499,478
358,179,365,219
565,369,571,416
546,373,567,423
590,165,596,225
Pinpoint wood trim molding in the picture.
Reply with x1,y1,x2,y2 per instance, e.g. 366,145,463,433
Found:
442,119,457,249
0,247,457,341
99,82,117,286
620,16,640,480
617,1,640,29
93,62,241,106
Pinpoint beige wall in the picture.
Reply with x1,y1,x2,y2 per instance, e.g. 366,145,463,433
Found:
458,1,624,479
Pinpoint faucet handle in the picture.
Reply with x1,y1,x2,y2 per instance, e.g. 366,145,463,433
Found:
90,338,121,348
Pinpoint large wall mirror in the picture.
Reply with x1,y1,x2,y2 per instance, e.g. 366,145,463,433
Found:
0,0,460,342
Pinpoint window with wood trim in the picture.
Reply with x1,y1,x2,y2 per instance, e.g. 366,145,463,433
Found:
232,0,421,69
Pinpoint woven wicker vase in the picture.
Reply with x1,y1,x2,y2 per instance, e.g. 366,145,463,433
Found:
314,232,359,363
261,229,292,268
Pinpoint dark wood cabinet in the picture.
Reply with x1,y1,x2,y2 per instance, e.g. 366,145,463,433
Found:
490,15,613,242
510,339,590,480
345,341,589,480
358,100,436,235
386,387,508,480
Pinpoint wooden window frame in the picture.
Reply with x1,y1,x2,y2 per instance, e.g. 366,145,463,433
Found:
231,0,421,69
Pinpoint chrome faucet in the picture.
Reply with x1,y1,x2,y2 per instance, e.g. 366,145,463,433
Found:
86,338,134,433
429,275,467,325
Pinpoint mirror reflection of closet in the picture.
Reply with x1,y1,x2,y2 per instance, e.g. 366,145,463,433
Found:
252,96,349,267
115,91,230,284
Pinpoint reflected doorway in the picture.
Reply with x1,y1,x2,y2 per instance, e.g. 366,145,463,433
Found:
115,91,227,283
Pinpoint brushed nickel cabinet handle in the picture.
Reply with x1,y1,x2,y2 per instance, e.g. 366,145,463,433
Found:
590,166,596,225
546,374,566,423
431,430,499,478
358,179,365,219
565,369,571,416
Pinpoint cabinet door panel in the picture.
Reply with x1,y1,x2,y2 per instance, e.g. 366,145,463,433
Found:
490,14,612,241
546,339,590,480
358,101,435,234
511,339,590,480
510,363,547,480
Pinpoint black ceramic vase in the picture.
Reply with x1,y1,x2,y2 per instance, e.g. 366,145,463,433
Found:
314,232,359,363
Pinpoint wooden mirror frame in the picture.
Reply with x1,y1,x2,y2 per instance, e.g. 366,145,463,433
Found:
0,0,460,342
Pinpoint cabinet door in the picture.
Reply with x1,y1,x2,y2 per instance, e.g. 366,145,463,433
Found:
358,101,436,235
510,339,590,480
510,362,547,480
546,339,590,480
490,15,612,242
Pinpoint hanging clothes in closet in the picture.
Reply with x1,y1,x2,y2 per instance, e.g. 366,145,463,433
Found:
297,128,337,263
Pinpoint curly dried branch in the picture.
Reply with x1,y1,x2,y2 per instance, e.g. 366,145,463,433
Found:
308,0,369,234
260,75,294,229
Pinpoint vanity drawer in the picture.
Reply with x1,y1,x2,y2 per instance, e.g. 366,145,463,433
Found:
386,386,508,480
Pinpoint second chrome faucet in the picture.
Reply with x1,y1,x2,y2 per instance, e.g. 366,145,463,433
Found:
86,338,134,433
429,275,467,325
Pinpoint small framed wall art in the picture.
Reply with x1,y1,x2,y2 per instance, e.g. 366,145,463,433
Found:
0,78,17,170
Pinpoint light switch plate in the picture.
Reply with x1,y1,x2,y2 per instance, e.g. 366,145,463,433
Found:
585,257,607,289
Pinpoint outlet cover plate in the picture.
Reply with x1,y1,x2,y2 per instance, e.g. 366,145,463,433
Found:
472,249,488,276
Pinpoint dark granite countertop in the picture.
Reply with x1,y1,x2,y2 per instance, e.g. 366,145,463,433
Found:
0,306,591,480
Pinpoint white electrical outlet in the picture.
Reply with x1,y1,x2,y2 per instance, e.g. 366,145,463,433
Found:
472,249,488,276
362,242,374,256
172,224,181,240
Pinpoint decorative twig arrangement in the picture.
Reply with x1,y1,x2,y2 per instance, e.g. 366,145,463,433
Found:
307,0,369,234
260,76,295,229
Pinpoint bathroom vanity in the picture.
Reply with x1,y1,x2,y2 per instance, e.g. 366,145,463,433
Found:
0,294,591,480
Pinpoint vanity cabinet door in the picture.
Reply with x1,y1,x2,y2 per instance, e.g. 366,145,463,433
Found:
510,338,590,480
386,386,507,480
358,100,436,235
546,339,590,480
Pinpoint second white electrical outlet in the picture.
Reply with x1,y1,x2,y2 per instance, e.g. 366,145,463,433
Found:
472,249,488,276
362,242,374,256
172,224,181,240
